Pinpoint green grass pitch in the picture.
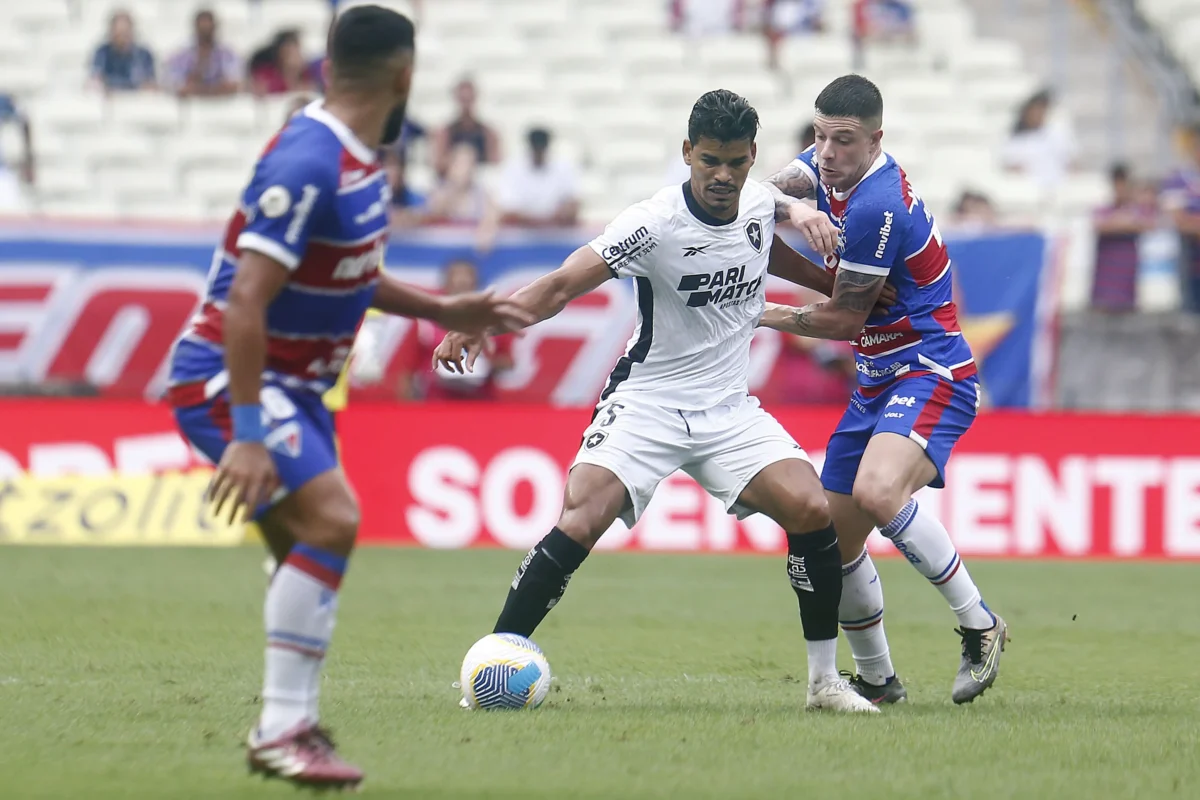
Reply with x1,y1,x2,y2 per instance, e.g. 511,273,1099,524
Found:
0,548,1196,799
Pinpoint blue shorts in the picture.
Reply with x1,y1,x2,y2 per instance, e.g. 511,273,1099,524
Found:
173,385,339,518
820,374,980,496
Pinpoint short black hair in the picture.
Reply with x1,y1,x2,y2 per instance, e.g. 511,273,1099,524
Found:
1110,163,1130,183
330,5,415,81
528,128,551,150
815,75,883,128
687,90,759,145
195,9,215,24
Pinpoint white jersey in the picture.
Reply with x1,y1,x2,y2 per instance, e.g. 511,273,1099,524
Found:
587,180,776,411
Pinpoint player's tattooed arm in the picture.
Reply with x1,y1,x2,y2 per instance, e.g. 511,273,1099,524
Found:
759,269,888,341
764,164,838,257
764,163,816,211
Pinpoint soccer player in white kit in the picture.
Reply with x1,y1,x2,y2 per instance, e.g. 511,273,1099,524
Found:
436,90,876,713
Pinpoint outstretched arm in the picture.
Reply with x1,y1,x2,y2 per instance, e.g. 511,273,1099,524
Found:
432,246,613,373
764,162,817,216
503,245,614,326
371,273,533,334
764,162,838,257
759,268,888,341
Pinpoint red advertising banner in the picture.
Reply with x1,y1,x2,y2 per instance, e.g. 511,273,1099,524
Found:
2,399,1198,558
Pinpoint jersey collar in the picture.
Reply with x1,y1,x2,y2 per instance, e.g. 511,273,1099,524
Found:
303,101,378,165
830,151,888,202
682,181,738,227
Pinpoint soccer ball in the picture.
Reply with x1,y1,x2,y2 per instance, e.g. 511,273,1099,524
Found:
459,633,552,710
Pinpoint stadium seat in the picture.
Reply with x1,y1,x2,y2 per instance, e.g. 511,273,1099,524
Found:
35,196,119,218
778,35,855,76
32,165,93,198
4,1,72,33
77,132,162,168
30,94,106,134
183,167,251,210
96,164,177,199
182,96,260,135
107,94,182,135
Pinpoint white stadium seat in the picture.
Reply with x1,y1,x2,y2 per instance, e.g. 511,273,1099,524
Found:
106,94,182,134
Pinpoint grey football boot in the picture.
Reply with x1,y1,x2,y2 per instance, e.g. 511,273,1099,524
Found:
952,614,1009,704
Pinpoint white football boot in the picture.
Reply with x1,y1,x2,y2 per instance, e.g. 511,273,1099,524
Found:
806,675,881,713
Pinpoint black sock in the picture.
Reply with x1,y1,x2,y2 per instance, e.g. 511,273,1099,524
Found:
493,528,590,637
786,525,842,641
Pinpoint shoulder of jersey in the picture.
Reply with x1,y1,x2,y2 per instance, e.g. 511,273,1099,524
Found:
267,116,344,169
741,179,775,214
853,161,909,216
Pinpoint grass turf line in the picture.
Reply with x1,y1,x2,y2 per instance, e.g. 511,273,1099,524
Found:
0,548,1196,799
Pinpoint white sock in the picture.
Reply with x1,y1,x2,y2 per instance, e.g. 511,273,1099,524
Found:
260,544,345,742
881,499,995,630
806,638,839,687
838,549,895,685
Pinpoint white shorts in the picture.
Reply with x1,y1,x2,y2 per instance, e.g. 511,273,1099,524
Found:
572,393,811,528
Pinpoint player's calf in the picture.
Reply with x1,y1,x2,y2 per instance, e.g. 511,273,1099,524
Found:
738,460,865,707
492,465,626,638
256,473,360,744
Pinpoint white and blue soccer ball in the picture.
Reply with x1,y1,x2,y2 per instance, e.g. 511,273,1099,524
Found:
459,633,552,710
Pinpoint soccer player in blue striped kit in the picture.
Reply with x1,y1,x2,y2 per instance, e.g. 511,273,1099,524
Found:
761,75,1009,705
166,6,529,788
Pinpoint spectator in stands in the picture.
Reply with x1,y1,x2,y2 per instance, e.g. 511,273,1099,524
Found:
1161,124,1200,311
425,143,500,249
1093,164,1162,312
432,77,501,177
1001,88,1078,191
383,146,426,228
853,0,916,43
951,189,997,229
249,30,318,96
165,10,242,98
89,10,157,92
496,128,580,227
397,259,514,401
764,1,825,69
0,95,33,212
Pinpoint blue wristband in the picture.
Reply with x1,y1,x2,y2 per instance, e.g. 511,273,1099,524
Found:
231,404,266,442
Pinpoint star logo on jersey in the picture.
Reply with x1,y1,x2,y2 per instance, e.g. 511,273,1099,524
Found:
744,219,763,252
584,431,607,450
682,244,711,258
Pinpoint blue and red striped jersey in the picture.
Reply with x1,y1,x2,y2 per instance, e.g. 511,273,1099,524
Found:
169,102,389,400
790,147,977,392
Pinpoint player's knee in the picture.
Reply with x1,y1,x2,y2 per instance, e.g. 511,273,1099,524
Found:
556,505,610,550
852,470,907,527
307,497,361,554
776,488,830,533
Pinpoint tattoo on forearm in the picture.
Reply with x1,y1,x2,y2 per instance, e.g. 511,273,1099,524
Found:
789,304,819,335
832,270,887,313
765,165,816,220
